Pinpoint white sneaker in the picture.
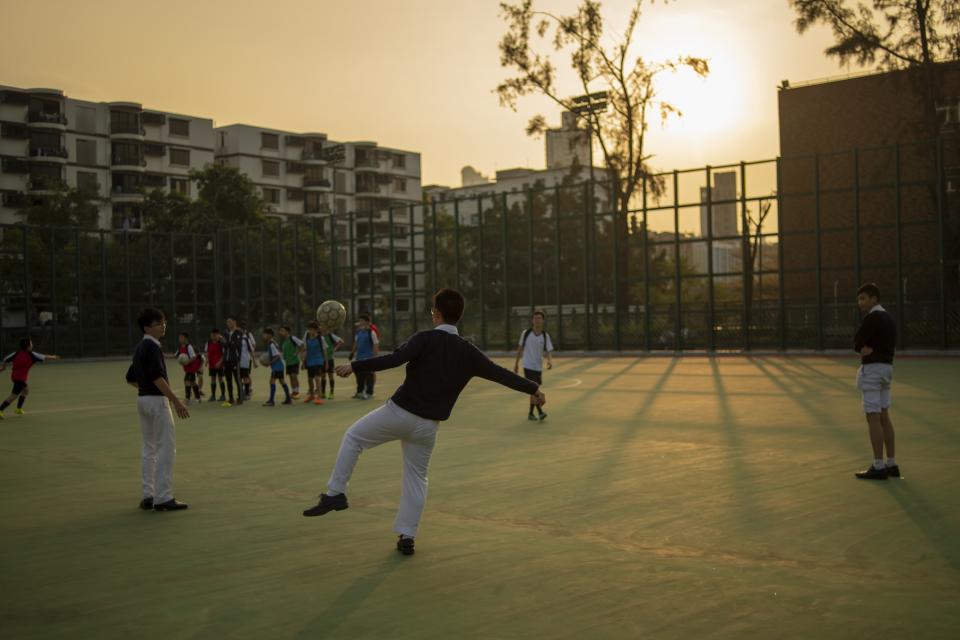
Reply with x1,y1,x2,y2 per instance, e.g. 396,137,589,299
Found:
361,392,370,400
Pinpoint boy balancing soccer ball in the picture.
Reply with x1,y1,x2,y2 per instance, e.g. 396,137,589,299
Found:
302,288,546,556
0,338,60,419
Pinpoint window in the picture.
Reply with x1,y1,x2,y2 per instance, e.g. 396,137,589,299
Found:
263,188,280,204
396,274,409,288
76,171,99,193
76,139,97,165
336,197,347,214
261,132,279,149
169,118,190,137
110,110,141,135
144,143,165,157
393,224,408,238
142,173,166,188
169,148,190,166
142,112,166,127
170,178,189,195
395,298,410,312
392,153,406,169
112,141,143,165
287,188,304,201
394,249,408,264
75,106,97,134
335,171,347,193
262,160,280,177
393,178,407,192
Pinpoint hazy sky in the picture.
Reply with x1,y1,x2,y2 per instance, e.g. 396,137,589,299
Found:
0,0,855,187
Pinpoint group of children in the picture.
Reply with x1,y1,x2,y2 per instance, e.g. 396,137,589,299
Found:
170,320,344,409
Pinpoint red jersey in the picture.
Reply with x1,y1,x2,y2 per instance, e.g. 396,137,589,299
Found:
177,344,203,374
205,340,224,369
371,323,381,338
3,350,45,382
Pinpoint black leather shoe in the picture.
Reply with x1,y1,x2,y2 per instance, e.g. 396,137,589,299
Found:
139,497,154,510
302,493,348,516
886,465,901,478
154,498,189,511
396,535,415,556
855,466,888,480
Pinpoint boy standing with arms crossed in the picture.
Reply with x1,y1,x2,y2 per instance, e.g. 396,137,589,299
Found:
279,325,305,399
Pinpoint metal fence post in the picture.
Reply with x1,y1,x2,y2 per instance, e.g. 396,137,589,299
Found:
477,195,487,350
776,158,786,351
582,182,592,350
642,176,651,352
894,144,905,349
814,154,824,350
673,170,682,352
50,227,57,354
705,165,715,352
454,199,461,291
527,189,534,314
329,214,337,300
191,234,199,342
553,186,563,349
431,201,438,293
169,232,176,352
612,184,621,350
853,147,861,288
936,136,947,349
502,192,510,349
23,228,32,342
740,162,751,351
409,205,417,332
76,229,83,358
101,230,108,355
389,206,397,346
293,220,301,334
368,208,374,315
348,212,355,316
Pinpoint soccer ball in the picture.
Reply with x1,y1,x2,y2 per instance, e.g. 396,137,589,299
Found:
177,353,190,365
316,300,347,331
258,352,272,367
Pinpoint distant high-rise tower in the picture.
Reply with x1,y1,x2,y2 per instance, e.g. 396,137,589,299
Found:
699,170,738,238
545,111,589,170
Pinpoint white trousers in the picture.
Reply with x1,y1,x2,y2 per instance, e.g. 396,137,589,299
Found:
328,400,439,538
137,395,176,504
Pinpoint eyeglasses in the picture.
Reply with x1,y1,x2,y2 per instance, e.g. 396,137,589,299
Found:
149,321,167,328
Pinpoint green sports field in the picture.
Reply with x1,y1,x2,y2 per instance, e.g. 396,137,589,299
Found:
1,356,958,639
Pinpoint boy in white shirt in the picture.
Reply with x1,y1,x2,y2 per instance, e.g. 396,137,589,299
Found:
513,310,553,421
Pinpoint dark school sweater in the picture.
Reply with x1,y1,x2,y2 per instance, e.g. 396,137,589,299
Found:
854,307,897,365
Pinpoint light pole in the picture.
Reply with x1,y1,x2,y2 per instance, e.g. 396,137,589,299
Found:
569,91,608,344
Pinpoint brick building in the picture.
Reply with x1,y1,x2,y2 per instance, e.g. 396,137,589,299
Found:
777,61,960,347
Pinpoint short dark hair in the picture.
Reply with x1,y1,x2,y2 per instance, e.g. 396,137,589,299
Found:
281,325,292,333
137,308,165,333
210,328,221,334
532,310,546,319
179,332,190,340
263,327,274,336
19,337,31,350
226,315,238,322
359,313,371,322
308,320,320,330
434,288,465,324
857,283,881,301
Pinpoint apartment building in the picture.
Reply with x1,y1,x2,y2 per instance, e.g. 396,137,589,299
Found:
0,85,214,229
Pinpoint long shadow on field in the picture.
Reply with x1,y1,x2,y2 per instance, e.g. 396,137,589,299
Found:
710,358,760,530
887,481,960,572
295,555,403,638
748,357,862,455
581,358,678,486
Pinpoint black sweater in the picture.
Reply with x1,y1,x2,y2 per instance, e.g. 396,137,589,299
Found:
854,308,897,365
351,328,539,421
125,337,169,396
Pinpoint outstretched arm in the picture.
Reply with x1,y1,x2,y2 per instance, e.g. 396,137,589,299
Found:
475,350,541,396
337,334,424,377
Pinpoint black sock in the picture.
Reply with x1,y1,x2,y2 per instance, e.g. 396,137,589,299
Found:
0,400,10,411
320,377,327,395
185,386,191,400
536,405,544,415
219,380,225,397
330,377,335,393
528,405,534,416
17,396,26,409
244,383,251,396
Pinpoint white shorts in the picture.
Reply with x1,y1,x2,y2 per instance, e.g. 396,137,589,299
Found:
857,363,892,414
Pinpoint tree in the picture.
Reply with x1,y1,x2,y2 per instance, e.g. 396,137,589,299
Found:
141,189,195,233
496,0,708,310
16,183,103,228
789,0,960,69
189,164,266,232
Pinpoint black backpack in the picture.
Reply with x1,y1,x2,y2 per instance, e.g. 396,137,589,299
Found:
521,328,551,351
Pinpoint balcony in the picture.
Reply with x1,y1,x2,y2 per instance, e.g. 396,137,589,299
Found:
111,184,144,201
1,123,30,139
29,146,69,162
302,149,326,163
27,111,67,129
1,190,27,207
28,176,67,193
303,177,332,189
111,155,146,170
305,202,332,214
1,158,31,174
110,122,146,139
